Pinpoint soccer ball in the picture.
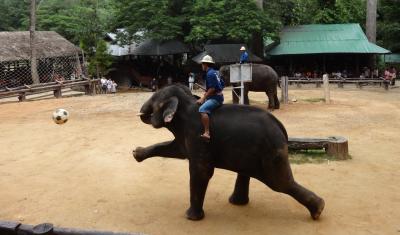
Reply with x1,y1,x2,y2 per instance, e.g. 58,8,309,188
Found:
52,108,69,125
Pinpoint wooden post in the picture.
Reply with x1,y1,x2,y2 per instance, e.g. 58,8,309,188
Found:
53,87,62,98
281,76,288,104
323,74,330,103
30,0,40,84
18,93,26,102
326,136,349,160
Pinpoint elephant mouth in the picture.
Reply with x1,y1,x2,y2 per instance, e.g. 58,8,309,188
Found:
137,112,152,124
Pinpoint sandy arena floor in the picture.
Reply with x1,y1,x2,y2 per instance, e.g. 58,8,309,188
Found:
0,85,399,235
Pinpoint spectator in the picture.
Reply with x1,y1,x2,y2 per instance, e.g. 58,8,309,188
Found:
384,68,391,81
100,77,107,94
373,68,379,78
111,80,117,93
188,72,195,91
390,66,397,86
150,77,157,92
167,76,173,85
107,79,112,93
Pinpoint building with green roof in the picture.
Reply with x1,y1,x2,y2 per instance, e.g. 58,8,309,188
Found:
266,24,390,77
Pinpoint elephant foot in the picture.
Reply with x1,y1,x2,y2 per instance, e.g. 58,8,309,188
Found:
185,207,204,221
229,194,249,205
309,197,325,220
132,147,146,162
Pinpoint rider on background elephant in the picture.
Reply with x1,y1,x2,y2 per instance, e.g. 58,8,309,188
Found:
134,84,325,221
219,63,280,110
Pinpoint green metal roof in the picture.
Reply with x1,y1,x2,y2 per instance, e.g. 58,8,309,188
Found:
384,54,400,63
267,24,390,55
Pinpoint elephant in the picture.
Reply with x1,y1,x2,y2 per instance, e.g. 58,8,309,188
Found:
133,84,324,221
219,64,280,110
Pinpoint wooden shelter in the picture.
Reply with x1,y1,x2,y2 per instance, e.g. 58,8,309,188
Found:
266,24,390,77
0,31,82,89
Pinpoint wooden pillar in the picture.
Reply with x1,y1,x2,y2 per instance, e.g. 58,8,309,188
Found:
54,87,62,98
281,76,289,104
323,74,330,103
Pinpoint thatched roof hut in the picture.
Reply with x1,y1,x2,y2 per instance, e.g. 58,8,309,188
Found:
0,31,81,62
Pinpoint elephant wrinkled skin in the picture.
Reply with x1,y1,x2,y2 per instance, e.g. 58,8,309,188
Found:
133,84,324,221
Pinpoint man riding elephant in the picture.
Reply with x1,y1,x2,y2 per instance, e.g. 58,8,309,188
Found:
197,55,224,140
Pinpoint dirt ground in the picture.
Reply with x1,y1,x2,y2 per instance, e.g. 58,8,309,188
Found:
1,85,399,235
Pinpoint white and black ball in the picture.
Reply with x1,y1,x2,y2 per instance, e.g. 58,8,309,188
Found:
52,108,69,125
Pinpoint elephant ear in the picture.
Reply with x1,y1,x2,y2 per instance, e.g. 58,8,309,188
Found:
162,96,179,123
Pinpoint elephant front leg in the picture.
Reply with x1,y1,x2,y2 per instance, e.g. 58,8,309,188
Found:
229,174,250,205
186,159,214,220
133,140,185,162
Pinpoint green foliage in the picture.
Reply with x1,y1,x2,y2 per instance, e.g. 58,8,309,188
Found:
377,0,400,52
88,40,113,76
115,0,275,45
114,0,188,41
187,0,273,43
0,0,398,56
0,0,29,30
264,0,365,26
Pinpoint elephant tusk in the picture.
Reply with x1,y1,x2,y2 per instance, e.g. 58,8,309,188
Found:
136,112,145,116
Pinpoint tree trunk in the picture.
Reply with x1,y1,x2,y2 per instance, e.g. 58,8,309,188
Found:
30,0,40,84
366,0,377,68
251,0,264,59
366,0,377,43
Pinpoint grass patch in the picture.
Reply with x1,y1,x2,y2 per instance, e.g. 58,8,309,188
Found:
301,98,325,103
289,149,336,164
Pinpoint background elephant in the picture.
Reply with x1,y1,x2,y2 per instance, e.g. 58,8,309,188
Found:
220,64,280,110
134,84,324,221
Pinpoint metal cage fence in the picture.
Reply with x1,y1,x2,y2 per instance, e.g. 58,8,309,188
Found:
0,55,84,90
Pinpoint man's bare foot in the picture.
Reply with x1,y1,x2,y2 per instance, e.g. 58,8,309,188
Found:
200,132,210,141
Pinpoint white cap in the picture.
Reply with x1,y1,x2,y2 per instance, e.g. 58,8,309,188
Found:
200,55,215,64
240,46,246,51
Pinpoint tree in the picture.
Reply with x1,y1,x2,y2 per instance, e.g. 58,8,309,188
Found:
114,0,275,46
0,0,30,31
114,0,189,42
88,39,113,77
30,0,40,84
377,0,400,52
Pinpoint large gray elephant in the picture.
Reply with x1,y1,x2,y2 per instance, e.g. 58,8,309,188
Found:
133,84,325,221
220,64,280,110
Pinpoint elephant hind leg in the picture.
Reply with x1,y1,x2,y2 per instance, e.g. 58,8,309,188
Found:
229,174,250,205
265,91,275,110
260,148,325,220
274,88,280,109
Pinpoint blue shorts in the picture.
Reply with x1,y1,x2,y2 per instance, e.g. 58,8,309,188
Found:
199,99,221,114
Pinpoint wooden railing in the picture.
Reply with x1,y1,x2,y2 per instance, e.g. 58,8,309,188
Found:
284,77,391,90
0,78,99,101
